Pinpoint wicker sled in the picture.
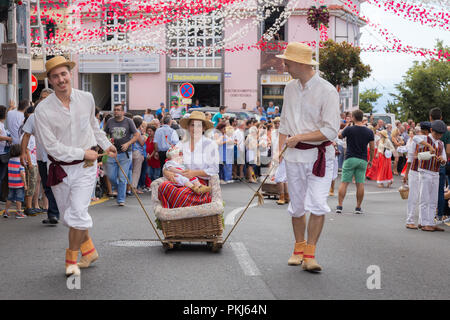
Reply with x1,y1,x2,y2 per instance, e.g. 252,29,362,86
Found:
151,174,224,252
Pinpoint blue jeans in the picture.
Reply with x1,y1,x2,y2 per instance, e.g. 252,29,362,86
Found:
337,145,345,169
8,187,24,202
437,165,446,217
107,152,132,204
219,163,232,181
138,160,148,189
38,160,59,220
147,166,161,183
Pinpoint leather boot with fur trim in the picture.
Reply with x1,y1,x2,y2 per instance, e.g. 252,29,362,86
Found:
288,241,306,266
66,249,81,276
78,238,99,269
302,244,322,272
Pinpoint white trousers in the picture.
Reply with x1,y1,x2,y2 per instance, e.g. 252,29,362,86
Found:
419,170,439,227
406,170,420,225
285,159,333,217
51,161,97,230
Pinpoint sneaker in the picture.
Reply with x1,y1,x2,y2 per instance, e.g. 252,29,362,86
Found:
24,208,38,216
3,211,10,218
42,217,59,225
15,212,26,219
355,207,363,214
118,202,125,207
336,206,343,214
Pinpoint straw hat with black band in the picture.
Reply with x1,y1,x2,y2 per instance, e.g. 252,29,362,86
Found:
45,56,76,77
276,42,318,66
179,110,214,131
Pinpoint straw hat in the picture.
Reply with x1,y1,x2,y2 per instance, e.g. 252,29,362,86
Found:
273,117,281,123
45,56,76,76
379,130,388,138
179,110,214,130
276,42,318,66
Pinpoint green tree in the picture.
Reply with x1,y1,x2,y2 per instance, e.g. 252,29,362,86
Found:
393,41,450,122
319,40,372,91
359,89,382,114
384,96,407,122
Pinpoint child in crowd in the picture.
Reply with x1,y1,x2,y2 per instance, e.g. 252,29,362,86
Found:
163,146,211,194
3,144,27,219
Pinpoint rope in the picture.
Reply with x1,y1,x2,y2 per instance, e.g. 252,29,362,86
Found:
113,156,165,245
223,145,287,245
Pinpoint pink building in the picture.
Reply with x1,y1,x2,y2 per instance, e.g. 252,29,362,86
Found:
31,0,366,113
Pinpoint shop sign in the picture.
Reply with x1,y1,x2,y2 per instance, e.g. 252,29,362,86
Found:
261,74,292,85
79,54,160,73
167,73,221,83
1,43,17,65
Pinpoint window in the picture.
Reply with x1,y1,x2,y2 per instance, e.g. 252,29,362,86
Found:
111,74,127,110
263,6,286,41
81,74,92,93
16,3,28,49
168,13,223,69
104,10,126,42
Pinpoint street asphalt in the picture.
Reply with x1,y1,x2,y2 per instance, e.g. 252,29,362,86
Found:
0,174,449,300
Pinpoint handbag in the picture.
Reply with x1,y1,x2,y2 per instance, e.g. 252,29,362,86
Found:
0,152,10,164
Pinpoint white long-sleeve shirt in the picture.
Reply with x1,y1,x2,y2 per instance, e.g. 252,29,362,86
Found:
279,73,340,163
176,136,219,179
34,89,112,163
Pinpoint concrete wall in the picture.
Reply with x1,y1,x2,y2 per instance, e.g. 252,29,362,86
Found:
128,54,166,110
223,17,260,110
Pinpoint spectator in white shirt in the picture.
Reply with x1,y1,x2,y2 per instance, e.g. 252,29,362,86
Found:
6,99,28,145
233,120,246,180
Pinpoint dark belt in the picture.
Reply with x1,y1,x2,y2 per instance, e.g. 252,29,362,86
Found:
294,141,333,177
47,155,84,187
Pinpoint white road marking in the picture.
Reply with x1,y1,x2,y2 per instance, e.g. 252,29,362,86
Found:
109,240,161,247
230,242,261,276
225,203,258,226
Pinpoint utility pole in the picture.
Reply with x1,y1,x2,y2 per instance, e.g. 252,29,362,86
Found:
315,0,320,72
7,1,17,105
35,0,48,88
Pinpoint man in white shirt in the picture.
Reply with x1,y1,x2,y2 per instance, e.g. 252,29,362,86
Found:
34,56,117,276
232,120,246,180
276,43,340,272
6,99,28,144
21,112,60,225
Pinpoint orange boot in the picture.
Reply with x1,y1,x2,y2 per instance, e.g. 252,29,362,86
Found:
66,249,80,276
302,244,322,272
287,241,306,266
78,237,99,269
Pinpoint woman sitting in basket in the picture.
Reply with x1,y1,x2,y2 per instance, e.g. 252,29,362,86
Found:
158,111,219,208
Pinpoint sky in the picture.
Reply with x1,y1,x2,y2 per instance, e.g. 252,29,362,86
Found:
358,1,450,113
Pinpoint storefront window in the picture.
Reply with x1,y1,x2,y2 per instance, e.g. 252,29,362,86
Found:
262,85,284,109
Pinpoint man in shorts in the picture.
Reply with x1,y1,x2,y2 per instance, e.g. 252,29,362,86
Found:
336,109,375,214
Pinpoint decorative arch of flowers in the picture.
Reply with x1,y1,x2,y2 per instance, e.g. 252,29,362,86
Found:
29,0,448,61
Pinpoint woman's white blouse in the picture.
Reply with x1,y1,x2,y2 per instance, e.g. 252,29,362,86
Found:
176,136,219,179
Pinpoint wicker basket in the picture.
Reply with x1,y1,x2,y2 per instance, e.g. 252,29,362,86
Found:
160,214,223,239
398,185,409,200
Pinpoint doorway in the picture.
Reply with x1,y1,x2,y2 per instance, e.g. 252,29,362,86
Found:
192,84,221,108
